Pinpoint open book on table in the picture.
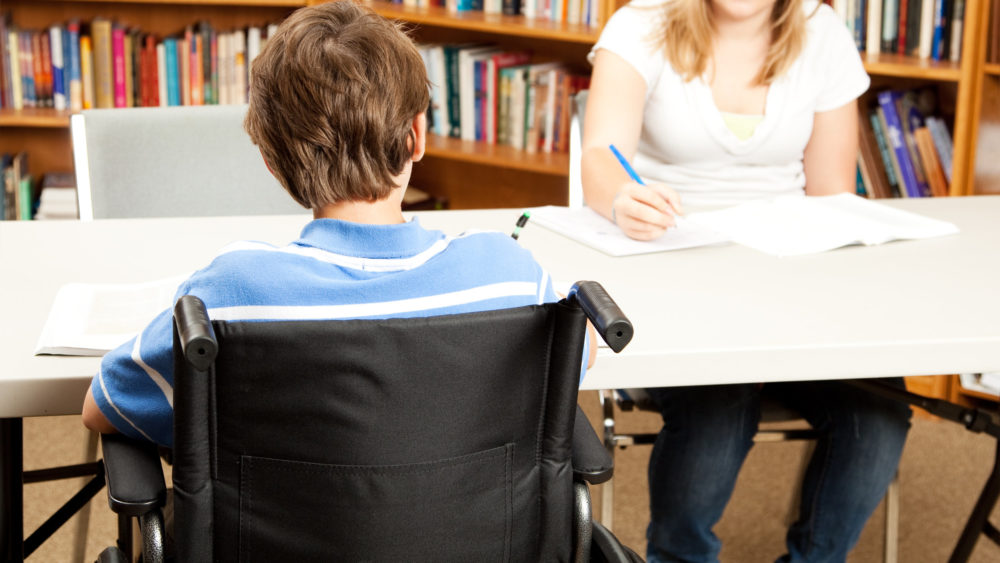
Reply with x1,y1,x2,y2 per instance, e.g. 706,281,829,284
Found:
684,193,960,256
531,193,958,257
35,274,188,356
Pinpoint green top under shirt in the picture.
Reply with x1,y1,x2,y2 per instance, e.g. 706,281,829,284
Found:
721,112,765,141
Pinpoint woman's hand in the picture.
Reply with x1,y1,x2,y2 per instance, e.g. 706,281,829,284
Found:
610,181,684,241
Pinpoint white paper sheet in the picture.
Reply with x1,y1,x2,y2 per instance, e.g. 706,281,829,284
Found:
529,206,729,256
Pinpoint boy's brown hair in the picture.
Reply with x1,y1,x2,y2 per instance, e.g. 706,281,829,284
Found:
244,0,430,208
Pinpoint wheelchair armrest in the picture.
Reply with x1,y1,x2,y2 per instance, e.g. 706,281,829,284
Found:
101,433,167,517
572,406,613,485
568,281,633,353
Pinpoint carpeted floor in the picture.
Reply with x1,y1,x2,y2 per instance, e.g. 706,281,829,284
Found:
20,390,1000,561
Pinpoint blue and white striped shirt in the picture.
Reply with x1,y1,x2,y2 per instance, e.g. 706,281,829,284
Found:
92,217,579,446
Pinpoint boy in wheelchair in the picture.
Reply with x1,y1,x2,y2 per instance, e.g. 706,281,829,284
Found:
82,0,594,445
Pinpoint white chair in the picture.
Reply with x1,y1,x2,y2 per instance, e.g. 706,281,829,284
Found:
71,105,305,220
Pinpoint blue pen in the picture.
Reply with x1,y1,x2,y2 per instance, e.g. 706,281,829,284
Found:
609,144,645,186
608,144,681,225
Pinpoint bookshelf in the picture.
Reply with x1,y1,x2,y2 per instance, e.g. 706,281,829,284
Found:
1,0,995,209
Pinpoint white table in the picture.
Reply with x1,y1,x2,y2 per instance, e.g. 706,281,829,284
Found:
2,196,1000,560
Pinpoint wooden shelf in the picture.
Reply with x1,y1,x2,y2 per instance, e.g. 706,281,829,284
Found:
862,52,963,82
425,134,568,175
364,1,600,45
985,63,1000,77
0,109,73,128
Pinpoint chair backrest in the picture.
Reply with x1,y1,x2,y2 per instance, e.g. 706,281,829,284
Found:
171,295,589,562
568,89,589,210
71,105,305,220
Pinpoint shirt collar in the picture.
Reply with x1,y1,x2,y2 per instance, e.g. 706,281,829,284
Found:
294,217,444,259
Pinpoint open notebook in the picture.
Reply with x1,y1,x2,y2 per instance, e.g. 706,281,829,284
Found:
531,193,958,257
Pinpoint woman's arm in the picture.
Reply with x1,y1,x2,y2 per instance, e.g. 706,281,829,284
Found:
803,99,859,195
582,50,681,241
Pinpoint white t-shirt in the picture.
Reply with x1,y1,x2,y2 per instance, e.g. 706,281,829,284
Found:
590,0,870,207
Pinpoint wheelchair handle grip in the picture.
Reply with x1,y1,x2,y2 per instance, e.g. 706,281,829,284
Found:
173,295,218,371
569,281,633,353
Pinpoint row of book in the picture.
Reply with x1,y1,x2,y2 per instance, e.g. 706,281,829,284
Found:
0,16,279,112
393,0,605,27
856,88,954,199
419,43,588,153
830,0,965,61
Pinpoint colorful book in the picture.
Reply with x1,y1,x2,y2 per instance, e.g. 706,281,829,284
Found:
914,126,949,197
876,90,922,197
7,28,22,110
859,107,893,198
925,116,953,182
112,25,127,107
91,18,113,108
66,21,82,111
80,35,95,109
156,42,167,107
49,26,66,111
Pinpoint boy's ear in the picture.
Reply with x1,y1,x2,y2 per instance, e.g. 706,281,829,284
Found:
411,113,427,162
259,148,276,177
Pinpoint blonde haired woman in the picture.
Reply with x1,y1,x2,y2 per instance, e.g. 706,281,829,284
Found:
583,0,911,561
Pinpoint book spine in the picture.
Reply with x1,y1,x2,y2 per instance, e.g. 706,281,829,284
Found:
930,0,945,60
0,17,9,109
881,0,898,53
949,0,964,62
39,30,54,108
877,91,921,197
925,116,953,182
67,22,82,111
156,42,167,107
234,29,247,105
444,47,462,138
49,26,66,111
897,0,908,54
21,32,36,108
8,29,22,110
92,19,113,108
502,0,521,15
868,111,900,194
866,0,883,54
112,26,126,107
80,35,94,109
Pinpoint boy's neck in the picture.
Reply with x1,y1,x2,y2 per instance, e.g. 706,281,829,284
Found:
313,186,406,224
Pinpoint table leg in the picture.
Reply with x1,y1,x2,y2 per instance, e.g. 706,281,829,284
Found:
1,417,24,563
950,440,1000,563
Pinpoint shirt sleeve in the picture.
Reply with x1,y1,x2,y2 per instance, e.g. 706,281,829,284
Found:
91,306,176,447
589,2,666,90
811,4,870,112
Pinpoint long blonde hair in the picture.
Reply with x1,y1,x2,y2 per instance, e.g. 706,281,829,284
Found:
656,0,809,86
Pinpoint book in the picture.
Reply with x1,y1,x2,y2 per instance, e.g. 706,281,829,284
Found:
874,107,905,197
930,0,947,60
858,107,893,198
7,27,22,110
881,0,899,53
913,126,948,196
49,26,66,111
685,193,959,257
925,116,953,182
35,274,188,356
234,29,247,105
897,91,931,196
949,0,964,62
111,24,126,107
179,31,191,105
876,90,922,197
91,18,114,108
918,0,934,57
66,20,82,111
156,42,167,107
80,34,95,109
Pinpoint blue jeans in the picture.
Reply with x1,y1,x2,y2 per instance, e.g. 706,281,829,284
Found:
645,379,912,563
